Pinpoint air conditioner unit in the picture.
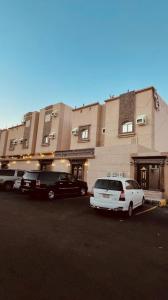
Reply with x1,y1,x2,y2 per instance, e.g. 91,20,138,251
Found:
136,114,147,126
49,132,56,139
51,110,58,118
72,127,79,136
12,139,18,145
18,138,24,144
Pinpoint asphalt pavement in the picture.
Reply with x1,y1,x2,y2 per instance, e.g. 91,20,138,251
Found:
0,191,168,300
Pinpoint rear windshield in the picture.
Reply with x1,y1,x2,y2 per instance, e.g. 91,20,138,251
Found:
0,170,15,176
23,171,60,182
23,172,39,180
95,179,123,191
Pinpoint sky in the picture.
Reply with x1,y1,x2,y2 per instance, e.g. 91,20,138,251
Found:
0,0,168,128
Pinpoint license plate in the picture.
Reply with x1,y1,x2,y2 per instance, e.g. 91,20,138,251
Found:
102,194,110,198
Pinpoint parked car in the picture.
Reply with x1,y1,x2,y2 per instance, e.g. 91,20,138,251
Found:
0,169,25,191
90,176,145,217
21,171,88,200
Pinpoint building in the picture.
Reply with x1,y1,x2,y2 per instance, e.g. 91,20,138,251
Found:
1,86,168,199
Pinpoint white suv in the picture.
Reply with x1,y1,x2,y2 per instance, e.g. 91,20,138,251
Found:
0,169,25,191
90,176,145,217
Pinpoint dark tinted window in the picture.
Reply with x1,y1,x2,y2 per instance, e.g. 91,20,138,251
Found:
23,172,39,180
108,180,123,191
59,173,69,181
131,180,140,189
17,171,24,177
125,180,134,190
39,172,59,183
95,179,123,191
0,170,15,176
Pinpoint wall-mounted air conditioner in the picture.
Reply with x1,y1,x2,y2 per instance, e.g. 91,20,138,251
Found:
72,128,79,136
12,139,18,145
49,132,56,139
18,138,24,144
51,110,59,118
136,114,147,126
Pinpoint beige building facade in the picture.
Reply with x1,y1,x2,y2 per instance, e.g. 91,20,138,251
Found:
1,86,168,199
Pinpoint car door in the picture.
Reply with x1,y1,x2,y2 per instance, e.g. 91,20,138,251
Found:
58,173,70,195
132,180,143,206
67,174,80,195
125,180,136,206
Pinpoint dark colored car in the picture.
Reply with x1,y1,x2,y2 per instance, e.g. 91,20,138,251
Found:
21,171,88,200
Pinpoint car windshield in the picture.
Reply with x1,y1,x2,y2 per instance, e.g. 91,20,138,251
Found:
95,179,123,191
23,172,39,180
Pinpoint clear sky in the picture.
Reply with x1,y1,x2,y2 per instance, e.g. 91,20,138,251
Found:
0,0,168,128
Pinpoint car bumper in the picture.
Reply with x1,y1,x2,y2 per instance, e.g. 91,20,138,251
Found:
90,196,128,211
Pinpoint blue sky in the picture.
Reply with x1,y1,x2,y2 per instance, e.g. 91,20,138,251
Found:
0,0,168,128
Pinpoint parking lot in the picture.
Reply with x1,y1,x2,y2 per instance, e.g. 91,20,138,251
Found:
0,191,168,300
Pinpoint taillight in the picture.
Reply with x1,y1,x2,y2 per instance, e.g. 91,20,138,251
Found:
119,190,125,201
36,180,41,187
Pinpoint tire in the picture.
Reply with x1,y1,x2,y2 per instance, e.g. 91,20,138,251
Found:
80,187,87,196
141,196,145,206
4,182,13,192
48,190,55,200
127,203,133,217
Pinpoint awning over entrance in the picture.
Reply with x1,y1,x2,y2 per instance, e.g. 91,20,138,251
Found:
55,148,95,159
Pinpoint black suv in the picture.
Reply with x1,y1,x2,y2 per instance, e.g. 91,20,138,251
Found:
21,171,88,200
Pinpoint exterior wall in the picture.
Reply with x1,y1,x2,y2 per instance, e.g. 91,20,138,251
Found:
5,111,39,157
164,164,168,198
70,103,102,149
104,89,154,150
154,96,168,152
5,125,25,157
86,144,151,192
35,103,72,154
8,160,40,171
0,130,8,157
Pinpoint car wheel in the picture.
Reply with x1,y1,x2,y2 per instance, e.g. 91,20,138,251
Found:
142,196,145,206
48,190,55,200
80,187,87,196
127,203,133,217
4,182,13,192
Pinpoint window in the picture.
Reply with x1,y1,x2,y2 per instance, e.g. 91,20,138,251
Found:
78,125,90,142
9,139,15,151
17,171,25,177
125,180,138,190
42,135,49,145
122,122,133,133
45,114,51,123
95,179,123,191
59,173,69,181
23,139,29,149
25,120,30,127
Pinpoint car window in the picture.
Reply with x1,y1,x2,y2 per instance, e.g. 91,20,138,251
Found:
0,169,15,176
39,172,60,184
17,171,24,177
125,180,134,190
67,174,76,182
23,172,39,180
95,179,109,190
59,173,69,181
95,179,123,191
131,180,140,189
108,180,123,191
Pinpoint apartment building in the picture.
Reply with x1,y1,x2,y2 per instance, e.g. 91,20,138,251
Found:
1,86,168,198
54,87,168,198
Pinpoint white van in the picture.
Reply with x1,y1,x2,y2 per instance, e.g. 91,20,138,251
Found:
90,177,145,217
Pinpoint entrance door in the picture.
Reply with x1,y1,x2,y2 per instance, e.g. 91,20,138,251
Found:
137,164,160,190
71,160,85,180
